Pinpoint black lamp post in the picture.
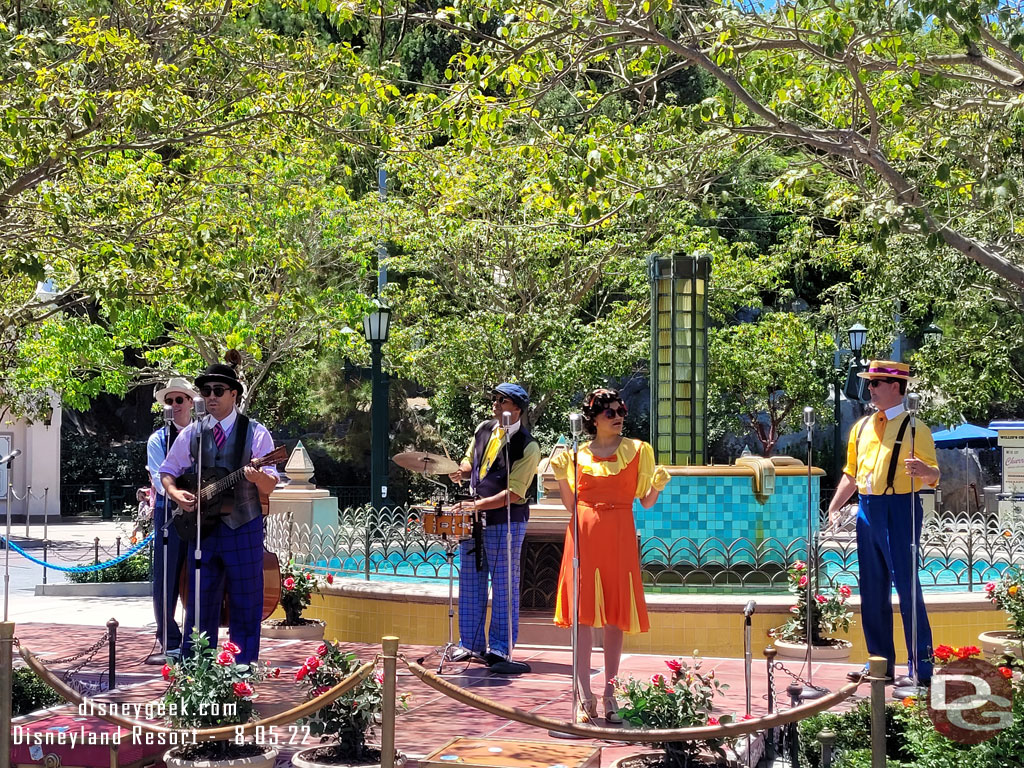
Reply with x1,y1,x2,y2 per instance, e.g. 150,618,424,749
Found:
833,322,868,481
363,306,392,512
923,322,943,346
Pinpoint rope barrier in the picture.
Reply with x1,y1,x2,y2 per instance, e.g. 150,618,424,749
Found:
18,642,376,741
401,655,862,741
1,532,154,572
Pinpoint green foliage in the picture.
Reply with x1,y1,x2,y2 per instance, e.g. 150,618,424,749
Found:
279,561,325,625
60,433,148,487
768,560,854,644
709,312,831,455
12,666,63,717
65,552,151,584
984,570,1024,637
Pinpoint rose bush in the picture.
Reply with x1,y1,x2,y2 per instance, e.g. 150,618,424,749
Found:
985,569,1024,636
769,561,854,645
279,560,328,625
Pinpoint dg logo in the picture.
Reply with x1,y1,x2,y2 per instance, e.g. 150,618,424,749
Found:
927,657,1014,744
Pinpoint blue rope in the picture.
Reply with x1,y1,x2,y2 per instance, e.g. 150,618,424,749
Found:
0,532,155,573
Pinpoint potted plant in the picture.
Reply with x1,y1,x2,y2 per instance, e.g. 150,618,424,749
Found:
981,570,1024,659
162,631,276,768
262,561,331,640
768,561,854,660
613,657,737,768
291,640,408,768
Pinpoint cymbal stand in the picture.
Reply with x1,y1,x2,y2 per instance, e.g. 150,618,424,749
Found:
416,499,465,673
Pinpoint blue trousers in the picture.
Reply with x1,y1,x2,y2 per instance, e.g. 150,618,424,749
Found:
857,493,933,681
458,522,526,658
152,497,187,652
182,516,264,665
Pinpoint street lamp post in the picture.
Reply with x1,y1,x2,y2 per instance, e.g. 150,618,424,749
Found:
833,323,868,481
363,306,392,513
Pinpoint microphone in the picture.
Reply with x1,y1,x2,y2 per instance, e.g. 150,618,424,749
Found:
0,448,22,465
803,406,815,428
569,413,584,438
906,393,921,415
163,405,173,425
743,600,757,618
501,411,511,428
193,397,206,417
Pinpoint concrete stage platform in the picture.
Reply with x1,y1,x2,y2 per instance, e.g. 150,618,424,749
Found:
9,622,869,768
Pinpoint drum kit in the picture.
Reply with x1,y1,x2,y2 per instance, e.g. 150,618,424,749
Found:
391,449,479,672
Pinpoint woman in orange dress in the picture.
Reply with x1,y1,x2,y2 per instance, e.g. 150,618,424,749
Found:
552,388,669,724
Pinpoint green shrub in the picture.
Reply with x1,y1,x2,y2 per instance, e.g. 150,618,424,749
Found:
65,551,152,583
12,667,63,716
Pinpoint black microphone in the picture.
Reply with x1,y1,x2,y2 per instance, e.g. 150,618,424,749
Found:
743,600,757,618
0,448,22,465
569,412,584,438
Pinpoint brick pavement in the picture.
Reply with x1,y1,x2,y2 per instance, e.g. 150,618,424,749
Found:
10,622,872,767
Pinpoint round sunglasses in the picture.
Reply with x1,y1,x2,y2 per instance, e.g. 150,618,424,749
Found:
164,396,189,405
601,405,628,419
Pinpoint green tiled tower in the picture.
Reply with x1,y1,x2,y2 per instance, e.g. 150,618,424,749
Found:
648,252,710,465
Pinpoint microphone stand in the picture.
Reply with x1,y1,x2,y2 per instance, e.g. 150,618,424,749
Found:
551,415,585,738
191,400,207,647
894,394,925,699
3,449,22,622
161,406,173,659
743,600,757,768
800,407,826,700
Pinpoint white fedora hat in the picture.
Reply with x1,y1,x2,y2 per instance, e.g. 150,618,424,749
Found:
154,377,199,402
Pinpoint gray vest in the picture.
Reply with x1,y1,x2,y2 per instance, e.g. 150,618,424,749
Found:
191,415,262,530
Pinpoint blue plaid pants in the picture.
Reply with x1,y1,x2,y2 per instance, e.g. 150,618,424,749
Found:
458,521,526,658
182,516,264,664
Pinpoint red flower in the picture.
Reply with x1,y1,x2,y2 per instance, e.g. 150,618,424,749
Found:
316,643,328,657
306,572,313,580
798,575,808,588
374,670,385,685
792,561,805,571
665,659,682,673
650,673,666,686
985,582,996,594
233,682,254,698
955,645,982,660
312,685,331,696
1000,666,1013,679
217,650,236,666
741,713,756,721
161,664,173,681
707,716,720,726
934,645,955,662
815,594,827,604
273,667,281,678
221,641,241,654
295,665,309,682
305,655,321,671
839,585,852,598
326,573,334,584
284,577,296,590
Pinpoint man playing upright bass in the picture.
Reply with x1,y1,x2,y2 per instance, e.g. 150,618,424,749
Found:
159,353,278,665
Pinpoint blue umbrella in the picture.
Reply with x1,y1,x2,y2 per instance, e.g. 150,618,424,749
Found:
932,423,998,449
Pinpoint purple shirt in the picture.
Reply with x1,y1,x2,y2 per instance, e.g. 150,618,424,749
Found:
158,410,279,482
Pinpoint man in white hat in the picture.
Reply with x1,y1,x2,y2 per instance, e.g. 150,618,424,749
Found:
145,377,197,664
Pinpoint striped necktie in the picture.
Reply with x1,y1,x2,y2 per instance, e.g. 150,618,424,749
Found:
213,423,226,449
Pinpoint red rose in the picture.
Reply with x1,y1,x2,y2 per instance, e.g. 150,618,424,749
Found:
326,574,334,584
284,577,296,590
985,582,996,593
305,655,321,670
221,641,241,654
312,685,331,696
217,650,236,666
273,668,281,678
161,664,173,681
316,643,328,657
934,645,954,662
650,673,666,686
665,659,682,673
1000,666,1013,679
839,585,852,598
798,575,808,587
815,594,827,604
792,561,805,571
306,573,313,580
955,645,981,660
707,716,720,726
233,682,254,698
295,665,309,682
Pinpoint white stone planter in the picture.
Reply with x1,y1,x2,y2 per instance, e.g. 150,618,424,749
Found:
261,619,325,641
773,638,853,661
979,629,1024,659
164,745,279,768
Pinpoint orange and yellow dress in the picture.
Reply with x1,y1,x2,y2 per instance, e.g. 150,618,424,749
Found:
552,438,669,633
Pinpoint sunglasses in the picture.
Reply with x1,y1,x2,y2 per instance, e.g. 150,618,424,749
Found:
867,379,898,388
601,405,628,419
199,385,231,397
493,395,515,406
164,396,189,405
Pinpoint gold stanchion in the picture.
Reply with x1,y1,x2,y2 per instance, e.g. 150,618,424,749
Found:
381,636,399,768
868,656,888,768
1,621,15,768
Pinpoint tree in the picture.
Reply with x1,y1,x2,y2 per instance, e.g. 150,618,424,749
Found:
709,312,831,455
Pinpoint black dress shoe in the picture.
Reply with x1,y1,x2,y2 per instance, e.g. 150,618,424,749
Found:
484,652,531,675
894,675,931,688
846,665,894,683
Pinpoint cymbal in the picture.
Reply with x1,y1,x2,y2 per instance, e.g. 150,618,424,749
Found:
392,451,459,475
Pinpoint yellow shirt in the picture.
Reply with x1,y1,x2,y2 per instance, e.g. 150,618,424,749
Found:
550,438,670,499
462,423,541,502
844,409,939,495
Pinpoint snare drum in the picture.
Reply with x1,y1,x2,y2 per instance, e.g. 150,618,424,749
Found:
420,509,475,538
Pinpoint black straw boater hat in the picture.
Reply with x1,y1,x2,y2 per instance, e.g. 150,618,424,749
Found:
195,350,244,394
